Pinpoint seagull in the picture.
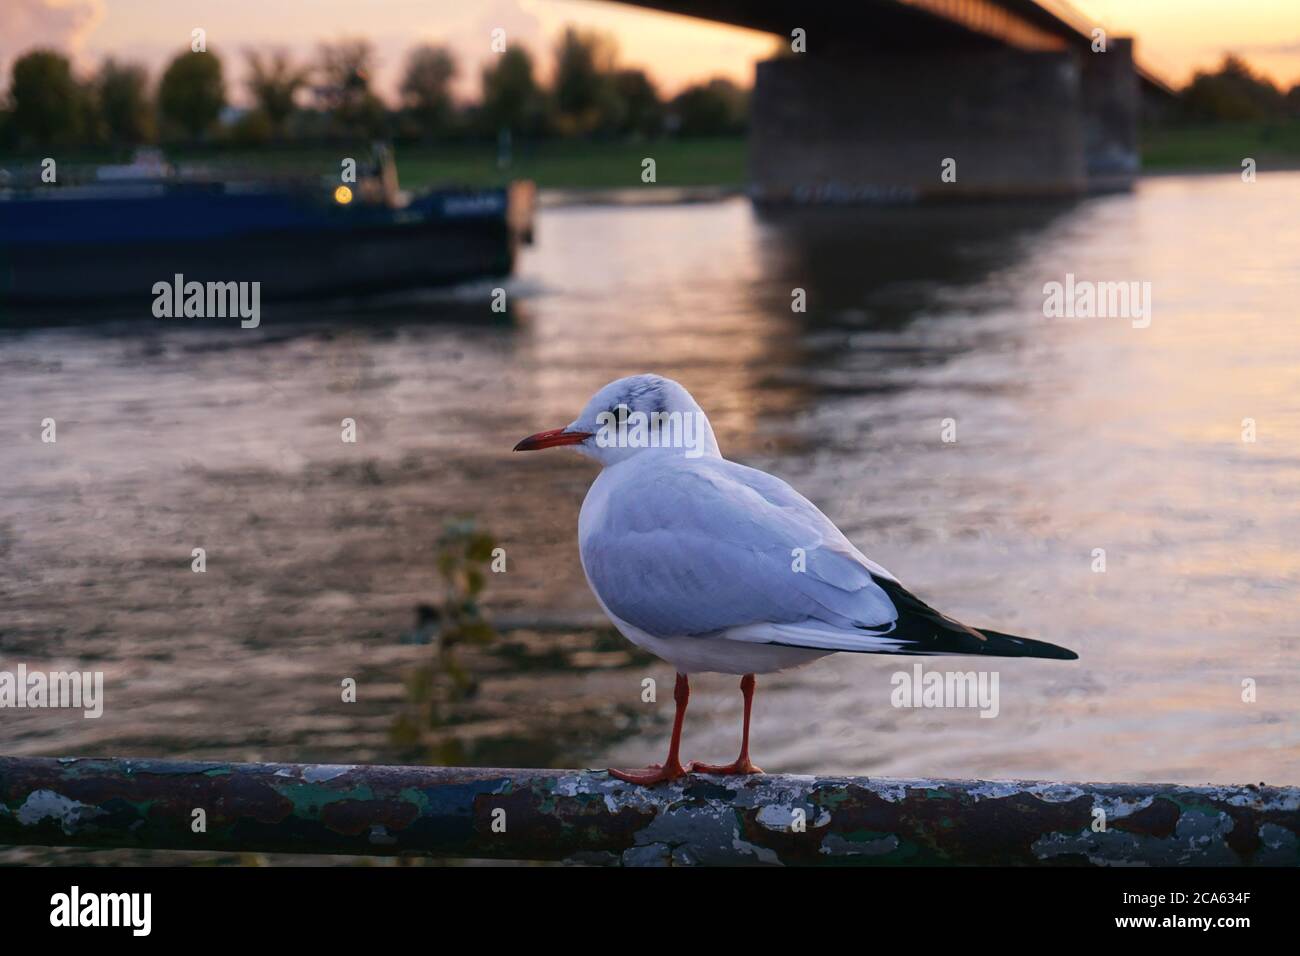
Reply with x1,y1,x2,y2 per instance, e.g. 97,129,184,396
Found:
515,374,1077,785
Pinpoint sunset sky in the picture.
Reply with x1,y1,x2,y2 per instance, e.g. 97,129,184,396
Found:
3,0,1298,100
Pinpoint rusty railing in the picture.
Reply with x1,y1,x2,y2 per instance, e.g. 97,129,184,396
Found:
1,756,1296,865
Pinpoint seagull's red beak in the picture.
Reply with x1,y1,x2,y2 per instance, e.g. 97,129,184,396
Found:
513,427,593,451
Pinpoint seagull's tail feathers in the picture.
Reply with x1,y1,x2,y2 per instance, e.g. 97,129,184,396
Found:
737,621,1078,660
728,576,1078,660
868,575,1078,660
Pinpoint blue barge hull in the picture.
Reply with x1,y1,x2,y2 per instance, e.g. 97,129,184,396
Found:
0,181,530,308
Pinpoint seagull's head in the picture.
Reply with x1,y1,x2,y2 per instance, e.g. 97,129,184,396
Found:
514,373,720,466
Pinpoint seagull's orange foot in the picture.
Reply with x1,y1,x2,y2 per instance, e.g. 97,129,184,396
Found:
687,758,764,776
607,761,688,786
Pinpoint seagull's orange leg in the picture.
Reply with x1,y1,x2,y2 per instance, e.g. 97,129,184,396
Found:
689,673,764,775
608,672,690,786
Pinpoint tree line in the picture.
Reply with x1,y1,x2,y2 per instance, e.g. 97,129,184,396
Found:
2,35,1295,152
1179,55,1300,123
0,27,748,150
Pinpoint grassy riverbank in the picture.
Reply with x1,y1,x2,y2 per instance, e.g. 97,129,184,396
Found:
6,125,1298,192
1141,122,1300,171
169,138,748,190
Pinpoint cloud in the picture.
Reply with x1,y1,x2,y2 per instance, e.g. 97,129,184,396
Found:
0,0,105,74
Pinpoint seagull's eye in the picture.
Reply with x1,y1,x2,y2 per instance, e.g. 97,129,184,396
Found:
610,404,630,424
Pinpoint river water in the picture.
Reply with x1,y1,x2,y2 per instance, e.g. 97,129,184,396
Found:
2,173,1298,850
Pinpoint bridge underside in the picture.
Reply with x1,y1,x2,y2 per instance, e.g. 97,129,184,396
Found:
619,1,1142,201
626,0,1075,52
751,51,1078,202
750,40,1138,202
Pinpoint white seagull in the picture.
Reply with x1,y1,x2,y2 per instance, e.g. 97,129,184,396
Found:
515,374,1077,785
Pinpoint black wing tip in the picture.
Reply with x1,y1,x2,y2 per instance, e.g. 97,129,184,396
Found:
977,629,1079,661
870,574,1079,661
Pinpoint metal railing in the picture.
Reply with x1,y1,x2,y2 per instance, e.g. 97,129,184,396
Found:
2,756,1296,865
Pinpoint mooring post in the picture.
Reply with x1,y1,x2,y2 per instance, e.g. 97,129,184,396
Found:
1,757,1296,865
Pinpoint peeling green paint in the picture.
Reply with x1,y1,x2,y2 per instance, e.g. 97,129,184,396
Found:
282,781,378,813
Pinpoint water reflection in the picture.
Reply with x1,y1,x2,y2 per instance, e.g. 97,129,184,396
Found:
1,176,1297,837
752,200,1077,325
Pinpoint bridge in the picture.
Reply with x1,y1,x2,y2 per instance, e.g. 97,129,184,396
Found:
615,0,1173,199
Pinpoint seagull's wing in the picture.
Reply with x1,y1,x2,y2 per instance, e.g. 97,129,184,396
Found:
581,458,1077,660
583,457,897,640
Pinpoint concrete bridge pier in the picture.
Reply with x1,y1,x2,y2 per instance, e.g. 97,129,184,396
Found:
1081,37,1141,191
749,44,1139,203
